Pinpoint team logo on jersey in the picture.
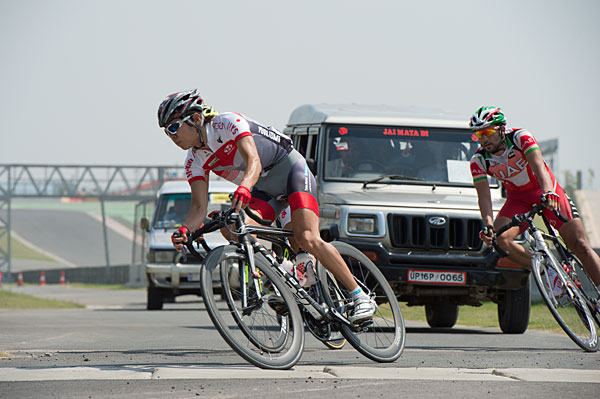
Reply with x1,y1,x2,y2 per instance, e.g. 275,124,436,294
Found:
223,143,235,155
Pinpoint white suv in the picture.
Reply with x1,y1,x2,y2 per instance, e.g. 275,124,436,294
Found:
284,104,531,333
143,179,236,310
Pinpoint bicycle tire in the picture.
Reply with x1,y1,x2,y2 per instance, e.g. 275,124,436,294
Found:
531,252,598,352
565,254,600,329
220,250,289,353
200,245,305,369
317,241,405,362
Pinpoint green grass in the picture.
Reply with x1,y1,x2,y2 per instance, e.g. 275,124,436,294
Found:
0,290,83,309
69,283,143,290
1,236,58,262
399,301,567,334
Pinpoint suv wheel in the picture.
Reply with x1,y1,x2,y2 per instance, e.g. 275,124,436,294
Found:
498,276,530,334
425,303,459,328
147,286,164,310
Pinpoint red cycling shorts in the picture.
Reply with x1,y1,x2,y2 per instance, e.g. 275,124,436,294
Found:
497,184,577,233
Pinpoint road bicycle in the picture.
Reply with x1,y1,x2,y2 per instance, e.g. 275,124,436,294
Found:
493,203,599,352
184,207,406,369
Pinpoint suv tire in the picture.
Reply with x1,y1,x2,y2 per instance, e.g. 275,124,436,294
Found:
425,303,459,328
147,286,164,310
498,276,530,334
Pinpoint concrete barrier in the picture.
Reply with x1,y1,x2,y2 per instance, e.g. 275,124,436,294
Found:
9,265,131,285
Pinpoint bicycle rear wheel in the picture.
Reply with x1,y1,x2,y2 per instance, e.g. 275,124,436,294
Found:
317,241,405,362
200,245,305,369
531,252,598,352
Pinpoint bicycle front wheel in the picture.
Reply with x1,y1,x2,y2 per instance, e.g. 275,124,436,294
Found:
532,253,598,352
317,241,405,362
200,245,305,369
567,254,600,329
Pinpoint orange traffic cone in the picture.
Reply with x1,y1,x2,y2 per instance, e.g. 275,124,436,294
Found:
39,271,46,286
59,271,66,285
17,272,24,287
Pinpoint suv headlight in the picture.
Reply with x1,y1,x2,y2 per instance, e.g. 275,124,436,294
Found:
147,249,175,263
347,214,378,235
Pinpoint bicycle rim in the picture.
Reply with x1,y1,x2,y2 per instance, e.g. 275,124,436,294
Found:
318,241,405,362
532,254,598,352
220,251,288,352
200,245,305,369
568,255,600,329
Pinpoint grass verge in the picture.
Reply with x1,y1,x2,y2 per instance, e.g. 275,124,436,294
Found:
0,236,58,262
0,290,83,309
400,301,567,334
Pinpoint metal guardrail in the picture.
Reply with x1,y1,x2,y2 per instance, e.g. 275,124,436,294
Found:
0,164,184,280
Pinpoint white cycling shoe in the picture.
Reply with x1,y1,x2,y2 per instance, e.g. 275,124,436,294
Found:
348,296,377,324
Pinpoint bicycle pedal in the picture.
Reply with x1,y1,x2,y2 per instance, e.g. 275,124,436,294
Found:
353,318,374,329
267,295,289,316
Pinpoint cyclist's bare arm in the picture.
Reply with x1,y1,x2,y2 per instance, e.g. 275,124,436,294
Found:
525,149,559,210
232,136,262,211
185,179,209,231
474,179,494,237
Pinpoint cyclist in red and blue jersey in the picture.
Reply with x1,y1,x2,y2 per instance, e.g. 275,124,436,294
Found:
157,90,377,322
469,106,600,289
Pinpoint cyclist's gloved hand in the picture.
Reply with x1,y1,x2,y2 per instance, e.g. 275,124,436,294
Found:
232,186,251,212
479,225,494,246
541,191,560,212
171,225,189,252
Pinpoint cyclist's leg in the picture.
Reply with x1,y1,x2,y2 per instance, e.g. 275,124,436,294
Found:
290,207,358,292
543,187,600,286
559,219,600,286
495,195,533,268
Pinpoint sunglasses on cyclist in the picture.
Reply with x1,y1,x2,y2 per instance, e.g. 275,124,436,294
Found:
164,115,192,136
474,127,498,139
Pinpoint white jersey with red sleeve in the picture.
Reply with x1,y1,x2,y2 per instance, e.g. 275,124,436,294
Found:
469,128,557,193
184,112,292,186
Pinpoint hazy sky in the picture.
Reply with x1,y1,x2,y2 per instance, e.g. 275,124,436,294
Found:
1,0,598,188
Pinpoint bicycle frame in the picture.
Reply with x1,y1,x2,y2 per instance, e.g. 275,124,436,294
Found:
234,217,358,329
191,210,359,329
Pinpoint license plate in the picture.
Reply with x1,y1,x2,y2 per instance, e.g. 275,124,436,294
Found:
188,274,200,281
408,270,466,285
210,193,230,204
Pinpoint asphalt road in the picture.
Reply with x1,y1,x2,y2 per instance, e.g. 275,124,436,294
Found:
0,286,599,398
10,208,133,270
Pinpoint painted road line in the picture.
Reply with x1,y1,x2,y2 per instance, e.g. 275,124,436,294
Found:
0,366,599,383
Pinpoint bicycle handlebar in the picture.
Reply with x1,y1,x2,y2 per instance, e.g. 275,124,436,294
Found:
492,202,568,257
183,203,275,259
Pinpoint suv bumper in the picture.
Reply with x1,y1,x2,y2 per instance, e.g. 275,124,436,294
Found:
146,262,205,290
340,239,530,292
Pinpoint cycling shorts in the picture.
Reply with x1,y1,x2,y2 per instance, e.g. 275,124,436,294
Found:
497,184,578,233
248,149,318,222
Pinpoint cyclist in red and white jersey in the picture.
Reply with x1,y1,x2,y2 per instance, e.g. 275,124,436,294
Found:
469,106,600,288
157,90,377,322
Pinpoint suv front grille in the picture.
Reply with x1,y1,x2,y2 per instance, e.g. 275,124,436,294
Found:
388,214,483,251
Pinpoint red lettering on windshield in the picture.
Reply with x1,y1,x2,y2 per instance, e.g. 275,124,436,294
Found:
382,128,430,137
339,127,348,135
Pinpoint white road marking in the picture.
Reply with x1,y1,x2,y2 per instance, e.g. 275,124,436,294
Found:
10,231,76,268
0,365,598,383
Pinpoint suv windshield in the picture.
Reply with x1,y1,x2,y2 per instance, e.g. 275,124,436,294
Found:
324,124,493,186
154,192,230,229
